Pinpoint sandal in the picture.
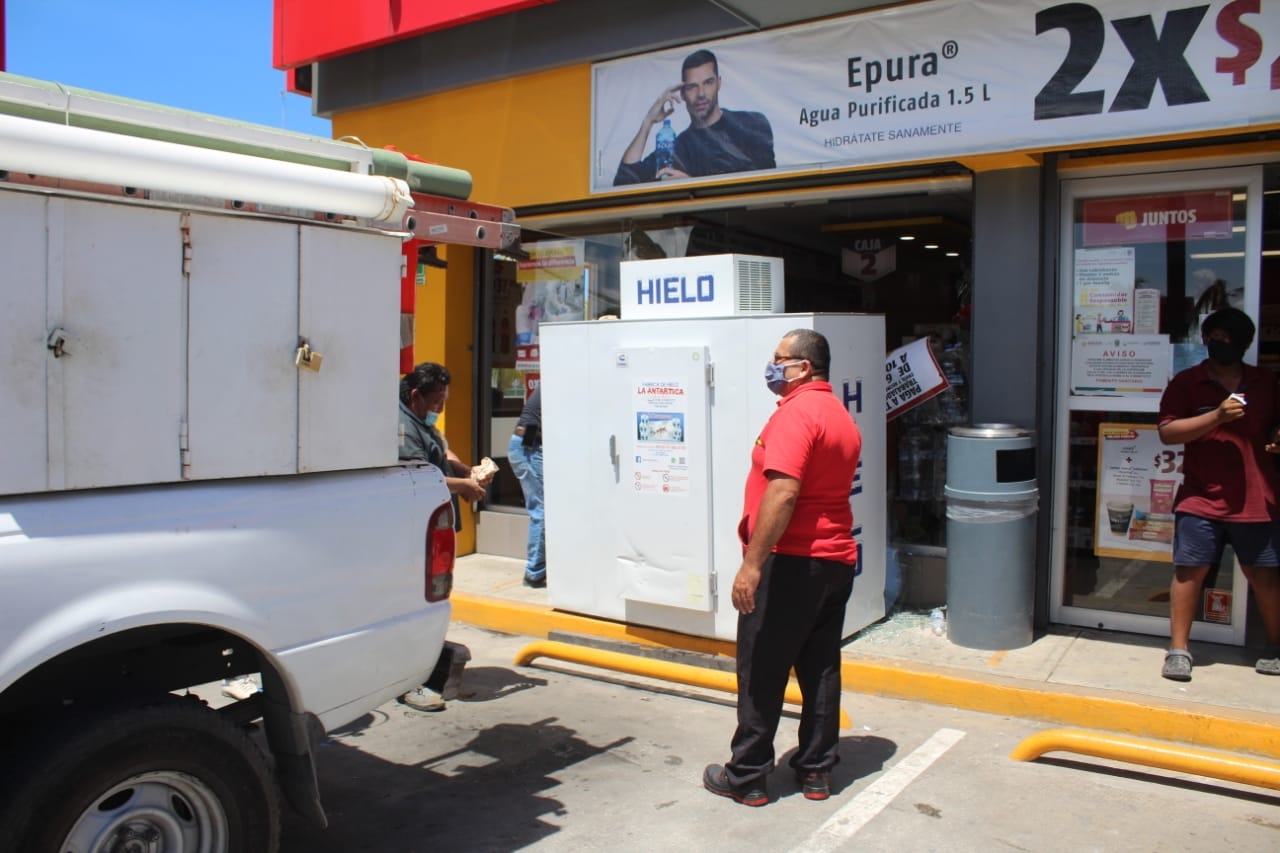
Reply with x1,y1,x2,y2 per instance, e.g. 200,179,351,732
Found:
1256,646,1280,676
1162,649,1193,682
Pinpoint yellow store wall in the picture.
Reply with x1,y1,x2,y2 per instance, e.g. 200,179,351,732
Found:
332,64,592,209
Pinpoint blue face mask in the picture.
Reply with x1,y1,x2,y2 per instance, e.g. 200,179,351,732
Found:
423,410,441,427
764,360,805,395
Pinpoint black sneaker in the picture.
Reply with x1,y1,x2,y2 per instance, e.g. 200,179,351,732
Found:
523,575,546,588
796,770,830,801
702,764,768,807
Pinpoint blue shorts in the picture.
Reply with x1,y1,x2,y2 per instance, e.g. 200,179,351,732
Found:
1172,513,1280,568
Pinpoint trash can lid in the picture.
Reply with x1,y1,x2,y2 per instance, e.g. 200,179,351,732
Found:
948,423,1032,439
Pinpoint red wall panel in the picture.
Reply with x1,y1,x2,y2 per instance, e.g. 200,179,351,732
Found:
274,0,557,69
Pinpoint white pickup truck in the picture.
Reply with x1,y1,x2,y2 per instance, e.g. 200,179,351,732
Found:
0,74,514,852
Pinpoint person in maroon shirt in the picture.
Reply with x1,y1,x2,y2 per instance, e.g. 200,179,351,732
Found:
1157,307,1280,681
703,329,861,807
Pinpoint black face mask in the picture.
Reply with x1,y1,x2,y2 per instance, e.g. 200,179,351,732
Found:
1207,339,1246,366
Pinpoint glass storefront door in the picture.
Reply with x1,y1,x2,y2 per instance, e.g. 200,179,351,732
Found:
1052,163,1272,643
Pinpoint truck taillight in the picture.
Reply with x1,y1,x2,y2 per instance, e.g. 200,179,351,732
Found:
425,502,455,601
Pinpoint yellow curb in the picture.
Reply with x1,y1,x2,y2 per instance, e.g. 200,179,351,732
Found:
514,640,853,729
839,656,1280,759
453,592,735,657
1010,728,1280,790
452,592,1280,760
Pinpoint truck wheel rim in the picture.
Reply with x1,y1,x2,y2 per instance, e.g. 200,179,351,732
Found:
60,770,229,853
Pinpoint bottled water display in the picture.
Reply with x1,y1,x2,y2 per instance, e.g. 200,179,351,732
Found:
655,119,676,173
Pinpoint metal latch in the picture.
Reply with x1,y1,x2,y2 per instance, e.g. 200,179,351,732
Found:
46,327,69,358
295,338,324,373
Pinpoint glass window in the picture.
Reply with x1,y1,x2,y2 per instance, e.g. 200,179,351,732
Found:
1069,186,1248,399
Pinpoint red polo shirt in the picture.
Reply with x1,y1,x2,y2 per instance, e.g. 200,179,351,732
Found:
1157,361,1280,521
738,381,862,563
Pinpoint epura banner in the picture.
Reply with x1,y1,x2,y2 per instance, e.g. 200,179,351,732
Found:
590,0,1280,194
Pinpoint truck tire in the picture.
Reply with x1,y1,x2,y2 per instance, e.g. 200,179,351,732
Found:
0,694,281,853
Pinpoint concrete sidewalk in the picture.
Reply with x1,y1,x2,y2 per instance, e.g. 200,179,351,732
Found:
451,553,1280,760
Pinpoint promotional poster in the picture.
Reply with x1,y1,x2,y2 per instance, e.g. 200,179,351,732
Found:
514,240,588,367
885,337,949,420
590,0,1280,193
1094,423,1181,562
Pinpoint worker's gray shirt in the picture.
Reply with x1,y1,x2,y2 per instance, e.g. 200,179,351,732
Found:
399,401,447,467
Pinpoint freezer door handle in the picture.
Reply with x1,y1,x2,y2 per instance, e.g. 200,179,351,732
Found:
608,434,619,483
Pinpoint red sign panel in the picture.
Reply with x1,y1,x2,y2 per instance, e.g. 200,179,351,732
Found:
1203,588,1232,624
274,0,558,69
515,344,540,371
1082,190,1235,247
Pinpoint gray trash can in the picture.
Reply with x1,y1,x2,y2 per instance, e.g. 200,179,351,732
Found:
944,424,1038,650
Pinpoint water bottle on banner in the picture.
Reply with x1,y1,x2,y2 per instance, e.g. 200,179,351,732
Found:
655,119,676,174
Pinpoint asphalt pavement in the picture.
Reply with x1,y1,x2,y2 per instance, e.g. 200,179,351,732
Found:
270,552,1280,850
281,621,1280,853
451,554,1280,760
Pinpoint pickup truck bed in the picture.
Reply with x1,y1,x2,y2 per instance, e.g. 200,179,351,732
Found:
0,463,455,851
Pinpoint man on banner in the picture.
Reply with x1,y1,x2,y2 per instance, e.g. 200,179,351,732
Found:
613,49,775,185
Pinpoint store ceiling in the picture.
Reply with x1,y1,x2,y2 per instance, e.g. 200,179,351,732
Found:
685,186,974,259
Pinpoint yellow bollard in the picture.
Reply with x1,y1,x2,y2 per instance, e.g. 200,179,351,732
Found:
1010,728,1280,791
515,640,853,729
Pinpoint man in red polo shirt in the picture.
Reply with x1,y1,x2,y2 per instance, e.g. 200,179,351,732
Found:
703,329,861,807
1157,307,1280,681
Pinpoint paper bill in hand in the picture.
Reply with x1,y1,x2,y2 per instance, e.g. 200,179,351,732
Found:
471,457,499,481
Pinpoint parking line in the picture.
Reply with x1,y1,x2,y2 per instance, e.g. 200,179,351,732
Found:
789,728,966,853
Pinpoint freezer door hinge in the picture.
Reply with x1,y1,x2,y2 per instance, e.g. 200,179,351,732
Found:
179,420,191,478
180,212,193,276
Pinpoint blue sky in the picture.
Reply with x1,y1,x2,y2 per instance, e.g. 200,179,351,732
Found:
5,1,331,137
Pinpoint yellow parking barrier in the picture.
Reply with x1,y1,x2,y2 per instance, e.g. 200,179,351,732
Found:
1010,728,1280,791
515,640,853,729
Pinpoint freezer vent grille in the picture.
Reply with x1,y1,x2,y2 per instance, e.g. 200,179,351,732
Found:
735,259,777,312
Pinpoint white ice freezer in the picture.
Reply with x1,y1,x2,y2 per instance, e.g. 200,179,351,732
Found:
540,312,885,641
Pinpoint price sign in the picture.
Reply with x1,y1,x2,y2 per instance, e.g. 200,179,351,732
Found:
1095,423,1181,562
884,337,949,421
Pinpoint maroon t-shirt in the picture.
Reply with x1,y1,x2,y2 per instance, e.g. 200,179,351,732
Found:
1157,362,1280,521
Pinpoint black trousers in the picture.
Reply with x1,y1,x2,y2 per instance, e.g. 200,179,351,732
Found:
726,552,855,786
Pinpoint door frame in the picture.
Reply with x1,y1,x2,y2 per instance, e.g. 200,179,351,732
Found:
1050,162,1265,643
